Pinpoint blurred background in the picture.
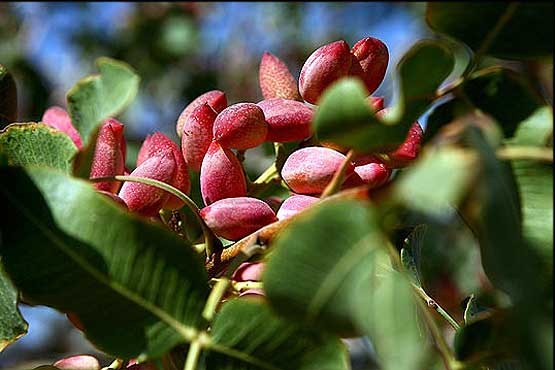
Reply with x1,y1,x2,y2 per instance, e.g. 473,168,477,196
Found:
0,2,467,369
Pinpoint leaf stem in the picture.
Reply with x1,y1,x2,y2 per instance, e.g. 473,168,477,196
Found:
183,339,202,370
253,162,278,185
202,277,230,322
232,281,264,292
101,359,124,370
90,175,222,258
413,285,461,330
321,149,354,198
496,146,553,162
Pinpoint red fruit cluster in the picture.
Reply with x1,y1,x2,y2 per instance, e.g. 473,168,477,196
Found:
38,35,424,252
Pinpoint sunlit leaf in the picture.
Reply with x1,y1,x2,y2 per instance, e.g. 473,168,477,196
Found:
0,167,209,359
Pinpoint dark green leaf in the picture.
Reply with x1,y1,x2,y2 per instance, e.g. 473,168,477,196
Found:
263,199,389,335
454,316,497,362
400,225,427,286
0,123,78,172
462,68,544,137
426,3,554,59
67,57,139,147
313,40,454,152
0,64,17,128
0,263,27,352
0,167,209,359
203,299,349,370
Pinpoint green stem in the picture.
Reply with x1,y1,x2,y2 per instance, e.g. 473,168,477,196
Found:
413,285,461,330
183,339,202,370
202,277,230,322
253,162,278,185
90,175,221,258
496,146,553,162
321,149,354,198
232,281,264,291
101,359,124,370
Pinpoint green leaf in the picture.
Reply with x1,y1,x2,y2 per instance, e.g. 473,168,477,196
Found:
67,57,139,148
353,269,430,370
463,295,493,325
460,127,545,301
509,106,553,147
0,123,78,172
0,64,17,128
462,68,544,137
393,147,478,217
400,225,426,286
203,299,349,370
313,40,454,152
263,199,389,335
0,166,209,359
426,3,554,59
0,263,27,352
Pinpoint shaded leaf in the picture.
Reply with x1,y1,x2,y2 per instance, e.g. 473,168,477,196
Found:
203,299,349,370
426,3,554,59
393,147,478,217
0,167,209,359
0,64,17,128
0,123,77,173
463,295,493,325
263,199,389,335
462,68,543,137
0,264,27,352
313,40,454,152
353,269,431,370
400,225,427,286
67,57,139,147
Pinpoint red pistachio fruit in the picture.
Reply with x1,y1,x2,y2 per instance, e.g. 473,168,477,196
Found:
90,118,126,194
259,51,301,101
213,103,268,150
200,197,278,241
200,142,247,205
118,153,176,217
53,355,100,370
42,106,83,149
137,132,191,209
232,262,266,282
97,190,128,209
385,121,424,168
342,155,391,189
368,96,385,112
350,37,389,95
176,90,227,138
257,98,313,142
276,194,319,220
281,146,355,195
181,103,218,172
299,40,352,104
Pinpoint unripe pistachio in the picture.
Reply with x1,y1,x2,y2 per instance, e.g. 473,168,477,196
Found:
118,153,176,217
137,132,190,209
299,40,352,104
176,90,227,137
200,142,247,205
42,106,83,149
259,52,301,101
213,103,268,150
342,155,391,189
350,37,389,95
276,194,319,220
239,288,265,298
53,355,100,370
232,262,266,282
181,103,218,172
90,119,126,194
257,98,313,142
281,146,355,195
200,197,277,241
